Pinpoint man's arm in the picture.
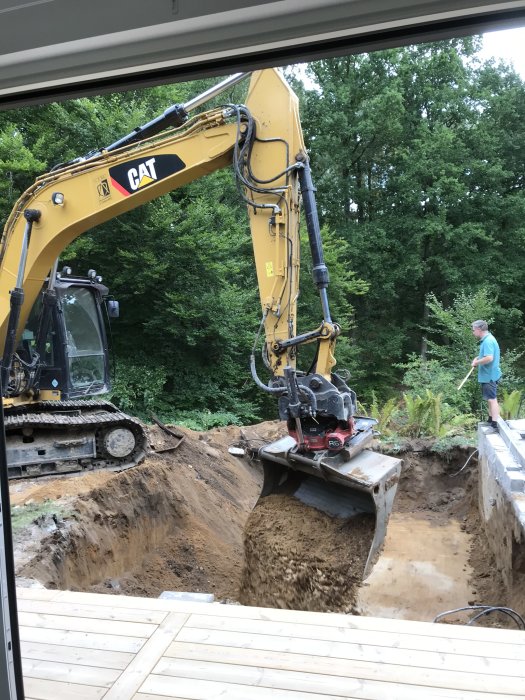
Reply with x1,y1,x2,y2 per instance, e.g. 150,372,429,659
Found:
472,354,493,367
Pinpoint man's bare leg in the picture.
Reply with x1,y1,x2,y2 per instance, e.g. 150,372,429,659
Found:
488,397,500,422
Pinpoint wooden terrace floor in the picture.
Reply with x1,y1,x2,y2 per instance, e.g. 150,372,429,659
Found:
16,586,525,699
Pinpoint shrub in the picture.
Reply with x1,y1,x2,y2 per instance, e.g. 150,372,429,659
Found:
172,410,243,431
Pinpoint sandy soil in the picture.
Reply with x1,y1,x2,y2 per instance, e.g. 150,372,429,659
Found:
11,421,515,624
393,445,507,608
9,470,116,506
240,494,374,612
357,513,475,620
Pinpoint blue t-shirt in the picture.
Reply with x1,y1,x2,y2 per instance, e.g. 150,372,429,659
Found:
477,333,502,383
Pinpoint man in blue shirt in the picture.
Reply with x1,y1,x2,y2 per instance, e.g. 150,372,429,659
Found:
471,320,502,430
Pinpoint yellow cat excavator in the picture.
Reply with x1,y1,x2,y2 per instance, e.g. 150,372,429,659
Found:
0,69,400,574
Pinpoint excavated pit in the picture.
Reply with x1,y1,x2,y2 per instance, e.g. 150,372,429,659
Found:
12,423,519,622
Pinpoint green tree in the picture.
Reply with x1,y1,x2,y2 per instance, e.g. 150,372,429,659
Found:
0,123,45,212
298,39,525,398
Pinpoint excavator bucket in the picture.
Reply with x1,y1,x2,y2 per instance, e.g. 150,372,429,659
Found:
258,426,401,579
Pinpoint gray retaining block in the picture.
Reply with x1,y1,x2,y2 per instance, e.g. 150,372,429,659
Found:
478,420,525,600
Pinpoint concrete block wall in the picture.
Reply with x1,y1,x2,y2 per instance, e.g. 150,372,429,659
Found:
478,421,525,610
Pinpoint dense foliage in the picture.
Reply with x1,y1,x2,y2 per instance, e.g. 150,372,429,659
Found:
1,38,524,429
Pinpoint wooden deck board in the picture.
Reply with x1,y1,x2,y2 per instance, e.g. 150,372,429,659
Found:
17,586,522,644
19,610,159,637
23,676,107,700
17,587,525,699
19,624,146,653
164,642,524,698
184,611,525,661
23,657,122,687
103,613,188,700
153,656,522,699
21,640,135,670
175,626,525,683
17,598,168,624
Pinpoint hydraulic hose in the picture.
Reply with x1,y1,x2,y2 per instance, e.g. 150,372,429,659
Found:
250,354,286,395
298,383,318,414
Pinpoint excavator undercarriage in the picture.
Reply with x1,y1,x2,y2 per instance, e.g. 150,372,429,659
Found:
5,399,148,479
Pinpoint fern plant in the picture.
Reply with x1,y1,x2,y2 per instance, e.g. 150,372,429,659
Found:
364,389,476,442
364,393,398,436
401,389,472,438
500,389,522,420
402,391,435,437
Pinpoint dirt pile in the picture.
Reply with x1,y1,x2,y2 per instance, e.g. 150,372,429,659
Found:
240,494,374,612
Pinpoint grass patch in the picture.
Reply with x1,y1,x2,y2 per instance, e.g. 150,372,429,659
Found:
10,500,71,534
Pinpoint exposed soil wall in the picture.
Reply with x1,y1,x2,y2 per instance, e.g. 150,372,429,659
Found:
16,424,263,599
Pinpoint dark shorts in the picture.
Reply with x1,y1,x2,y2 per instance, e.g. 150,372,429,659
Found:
481,380,499,400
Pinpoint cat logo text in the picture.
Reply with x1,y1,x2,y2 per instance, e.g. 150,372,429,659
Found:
109,154,186,197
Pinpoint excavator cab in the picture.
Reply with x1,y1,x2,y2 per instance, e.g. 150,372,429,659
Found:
5,268,148,480
16,270,113,400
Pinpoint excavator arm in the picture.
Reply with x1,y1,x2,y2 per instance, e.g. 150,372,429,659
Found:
1,71,329,375
0,69,351,446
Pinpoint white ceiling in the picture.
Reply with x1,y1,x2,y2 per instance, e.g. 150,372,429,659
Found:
1,0,525,107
